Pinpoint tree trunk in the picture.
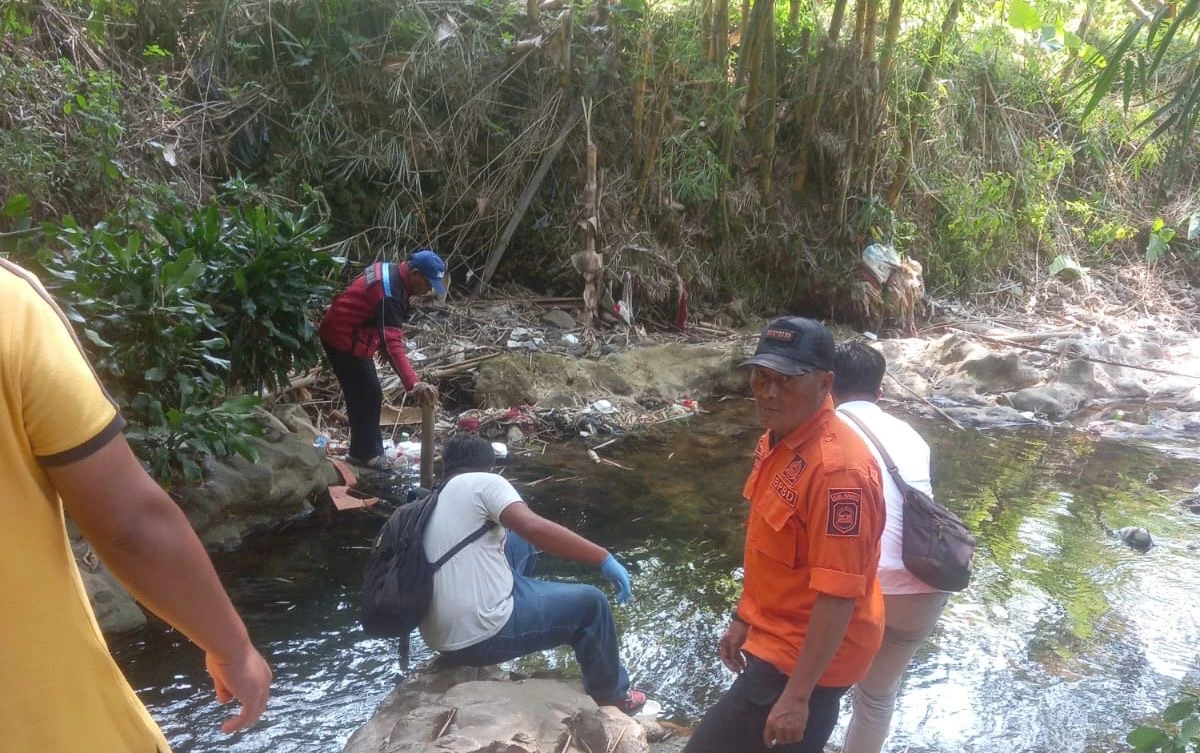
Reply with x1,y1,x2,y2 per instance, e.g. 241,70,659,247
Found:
789,0,800,27
884,0,962,207
828,0,849,41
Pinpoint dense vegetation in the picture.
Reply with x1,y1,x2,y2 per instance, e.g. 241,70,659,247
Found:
0,0,1197,480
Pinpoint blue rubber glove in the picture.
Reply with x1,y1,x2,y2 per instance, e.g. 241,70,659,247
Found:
599,553,633,604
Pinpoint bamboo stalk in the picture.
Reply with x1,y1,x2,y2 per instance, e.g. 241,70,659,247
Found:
759,6,778,198
474,107,582,293
884,0,962,207
862,0,881,62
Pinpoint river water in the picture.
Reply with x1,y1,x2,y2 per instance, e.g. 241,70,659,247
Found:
112,399,1200,752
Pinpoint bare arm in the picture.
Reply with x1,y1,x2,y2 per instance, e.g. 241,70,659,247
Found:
47,434,271,734
783,593,855,698
499,501,608,565
762,594,855,745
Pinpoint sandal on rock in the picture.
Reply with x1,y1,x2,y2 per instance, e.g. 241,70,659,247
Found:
603,689,647,716
348,455,395,471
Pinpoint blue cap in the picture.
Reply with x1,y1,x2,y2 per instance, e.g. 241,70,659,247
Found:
409,249,447,297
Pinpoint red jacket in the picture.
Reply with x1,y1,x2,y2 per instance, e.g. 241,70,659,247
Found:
319,262,421,391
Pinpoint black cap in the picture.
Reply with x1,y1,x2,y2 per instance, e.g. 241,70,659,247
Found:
740,317,835,375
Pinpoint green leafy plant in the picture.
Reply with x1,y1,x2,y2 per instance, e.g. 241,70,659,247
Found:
152,192,343,392
1146,217,1176,264
1128,692,1200,752
20,195,341,481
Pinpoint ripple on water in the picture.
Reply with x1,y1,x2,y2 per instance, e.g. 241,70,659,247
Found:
111,402,1200,752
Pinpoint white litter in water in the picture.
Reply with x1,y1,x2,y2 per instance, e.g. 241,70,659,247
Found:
491,442,508,459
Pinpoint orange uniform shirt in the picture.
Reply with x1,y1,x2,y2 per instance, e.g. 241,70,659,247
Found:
739,397,886,687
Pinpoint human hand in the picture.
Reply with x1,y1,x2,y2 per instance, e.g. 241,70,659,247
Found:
599,553,633,604
763,690,809,748
409,381,439,405
719,618,749,673
206,647,272,734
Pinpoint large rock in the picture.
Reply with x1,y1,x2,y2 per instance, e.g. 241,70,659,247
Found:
1005,385,1082,420
174,419,339,549
955,352,1040,394
69,525,146,635
343,667,650,753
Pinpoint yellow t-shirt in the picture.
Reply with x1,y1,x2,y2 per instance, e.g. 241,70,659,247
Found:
0,259,171,753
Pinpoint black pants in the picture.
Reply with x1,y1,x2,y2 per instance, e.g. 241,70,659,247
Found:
682,654,849,753
323,343,384,461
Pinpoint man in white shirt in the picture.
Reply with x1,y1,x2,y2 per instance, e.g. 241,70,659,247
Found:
420,434,646,713
833,342,949,753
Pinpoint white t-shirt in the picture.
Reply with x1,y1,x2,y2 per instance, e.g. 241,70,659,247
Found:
419,472,522,651
837,401,940,595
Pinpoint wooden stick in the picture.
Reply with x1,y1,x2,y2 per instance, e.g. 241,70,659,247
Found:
474,106,583,294
884,371,965,431
420,403,435,488
431,707,457,741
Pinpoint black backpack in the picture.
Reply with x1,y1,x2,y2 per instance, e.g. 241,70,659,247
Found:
360,480,495,657
840,410,975,592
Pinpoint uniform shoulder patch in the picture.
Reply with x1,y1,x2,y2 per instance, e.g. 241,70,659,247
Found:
782,453,808,484
827,488,862,536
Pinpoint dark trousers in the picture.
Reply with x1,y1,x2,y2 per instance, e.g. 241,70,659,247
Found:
439,532,631,703
323,343,384,461
683,655,849,753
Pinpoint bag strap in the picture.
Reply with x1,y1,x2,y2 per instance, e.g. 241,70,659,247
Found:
839,408,915,496
431,521,496,569
423,476,498,570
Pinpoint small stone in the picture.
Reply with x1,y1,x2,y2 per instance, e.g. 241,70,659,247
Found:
506,425,526,444
541,308,578,329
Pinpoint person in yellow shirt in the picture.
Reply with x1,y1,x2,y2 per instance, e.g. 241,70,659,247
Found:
0,259,272,752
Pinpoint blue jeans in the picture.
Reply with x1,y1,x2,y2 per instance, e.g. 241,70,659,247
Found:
438,532,631,702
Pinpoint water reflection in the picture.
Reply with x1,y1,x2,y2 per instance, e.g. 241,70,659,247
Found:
111,399,1200,752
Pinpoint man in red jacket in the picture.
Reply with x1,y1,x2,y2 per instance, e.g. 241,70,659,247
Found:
319,250,445,470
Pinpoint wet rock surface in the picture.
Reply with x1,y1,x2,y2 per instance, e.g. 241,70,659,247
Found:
172,411,339,549
342,666,666,753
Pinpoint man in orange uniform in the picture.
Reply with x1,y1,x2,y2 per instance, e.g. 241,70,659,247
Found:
683,317,886,753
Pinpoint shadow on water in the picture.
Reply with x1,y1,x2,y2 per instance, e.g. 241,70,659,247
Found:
112,398,1200,752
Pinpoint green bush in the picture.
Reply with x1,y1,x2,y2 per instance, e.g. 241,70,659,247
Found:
20,195,342,482
151,193,342,392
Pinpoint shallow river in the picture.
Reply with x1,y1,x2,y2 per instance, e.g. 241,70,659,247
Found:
112,399,1200,752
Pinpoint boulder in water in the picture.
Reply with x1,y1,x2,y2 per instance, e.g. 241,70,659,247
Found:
1116,526,1153,552
343,665,653,753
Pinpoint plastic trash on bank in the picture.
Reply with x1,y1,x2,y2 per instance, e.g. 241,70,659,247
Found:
491,442,508,459
584,399,617,415
862,243,901,286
